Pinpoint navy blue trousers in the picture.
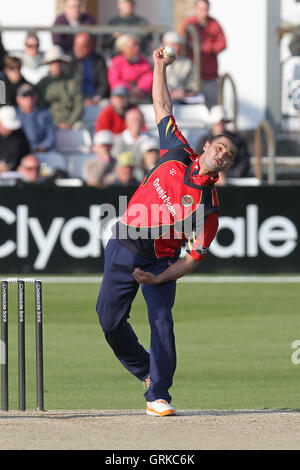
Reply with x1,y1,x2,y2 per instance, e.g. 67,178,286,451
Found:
96,238,177,403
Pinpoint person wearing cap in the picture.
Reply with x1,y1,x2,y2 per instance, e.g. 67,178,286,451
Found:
52,0,96,53
82,130,116,187
36,45,84,129
16,83,55,152
196,105,251,185
103,0,152,57
0,106,30,171
67,32,110,106
162,31,197,103
0,55,30,106
181,0,226,108
140,137,160,175
95,85,136,135
108,33,153,101
96,47,237,418
105,150,139,187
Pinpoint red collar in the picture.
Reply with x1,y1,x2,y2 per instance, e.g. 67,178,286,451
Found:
189,160,219,185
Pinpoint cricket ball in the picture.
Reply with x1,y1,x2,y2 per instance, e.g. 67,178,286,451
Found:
163,46,175,58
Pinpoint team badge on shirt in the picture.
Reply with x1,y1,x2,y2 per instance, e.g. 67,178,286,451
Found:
181,195,195,207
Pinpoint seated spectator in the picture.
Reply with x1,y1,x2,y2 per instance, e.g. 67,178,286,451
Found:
0,106,30,171
52,0,96,53
162,31,197,102
195,105,251,186
103,0,152,57
105,150,139,187
112,107,154,174
67,32,109,106
108,34,153,101
20,31,48,85
82,130,116,187
0,33,6,72
140,137,160,175
37,46,84,129
1,55,29,106
16,154,42,183
95,85,131,135
16,83,55,152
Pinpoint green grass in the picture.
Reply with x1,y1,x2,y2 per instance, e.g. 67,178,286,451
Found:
1,281,300,410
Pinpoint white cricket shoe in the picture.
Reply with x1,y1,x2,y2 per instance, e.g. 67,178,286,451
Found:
146,399,175,417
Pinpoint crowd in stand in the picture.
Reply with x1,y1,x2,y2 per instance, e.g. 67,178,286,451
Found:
0,0,251,187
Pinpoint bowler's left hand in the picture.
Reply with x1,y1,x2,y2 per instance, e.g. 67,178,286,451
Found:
133,268,158,285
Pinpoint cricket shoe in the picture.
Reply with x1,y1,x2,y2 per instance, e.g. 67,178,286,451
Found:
146,399,175,417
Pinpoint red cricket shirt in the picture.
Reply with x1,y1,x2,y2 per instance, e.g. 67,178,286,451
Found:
115,114,219,261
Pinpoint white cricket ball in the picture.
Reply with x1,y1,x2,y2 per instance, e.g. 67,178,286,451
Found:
163,46,175,58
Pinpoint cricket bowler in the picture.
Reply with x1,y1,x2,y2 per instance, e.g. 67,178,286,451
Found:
96,47,237,416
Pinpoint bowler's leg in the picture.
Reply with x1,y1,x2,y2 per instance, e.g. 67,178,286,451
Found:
97,239,150,380
141,280,177,403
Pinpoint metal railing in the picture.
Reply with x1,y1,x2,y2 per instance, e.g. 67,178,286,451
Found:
218,73,238,131
182,23,202,94
0,24,167,51
254,120,276,184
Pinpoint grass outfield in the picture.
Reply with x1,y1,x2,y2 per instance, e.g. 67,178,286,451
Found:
1,280,299,411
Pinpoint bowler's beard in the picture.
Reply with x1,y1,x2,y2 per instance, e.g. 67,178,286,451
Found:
205,154,227,173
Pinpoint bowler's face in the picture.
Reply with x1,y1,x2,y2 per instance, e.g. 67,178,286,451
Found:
203,137,237,173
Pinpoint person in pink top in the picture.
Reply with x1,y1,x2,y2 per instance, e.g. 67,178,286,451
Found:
108,33,153,101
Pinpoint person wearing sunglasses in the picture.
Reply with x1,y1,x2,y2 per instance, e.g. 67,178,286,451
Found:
21,31,48,85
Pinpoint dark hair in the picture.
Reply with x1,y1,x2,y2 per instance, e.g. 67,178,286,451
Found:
4,55,22,68
210,133,239,150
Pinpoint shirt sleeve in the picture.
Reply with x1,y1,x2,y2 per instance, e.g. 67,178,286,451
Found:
186,211,219,261
157,114,189,157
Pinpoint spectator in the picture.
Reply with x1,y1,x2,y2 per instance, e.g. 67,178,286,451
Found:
1,55,29,106
181,0,226,108
0,33,6,72
67,32,109,106
52,0,96,53
112,107,154,177
16,154,42,183
95,85,131,135
108,34,153,101
82,130,116,187
16,83,55,152
195,105,250,185
37,46,84,129
103,0,152,57
162,31,197,103
20,31,48,85
105,150,139,187
0,106,30,171
140,137,160,175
